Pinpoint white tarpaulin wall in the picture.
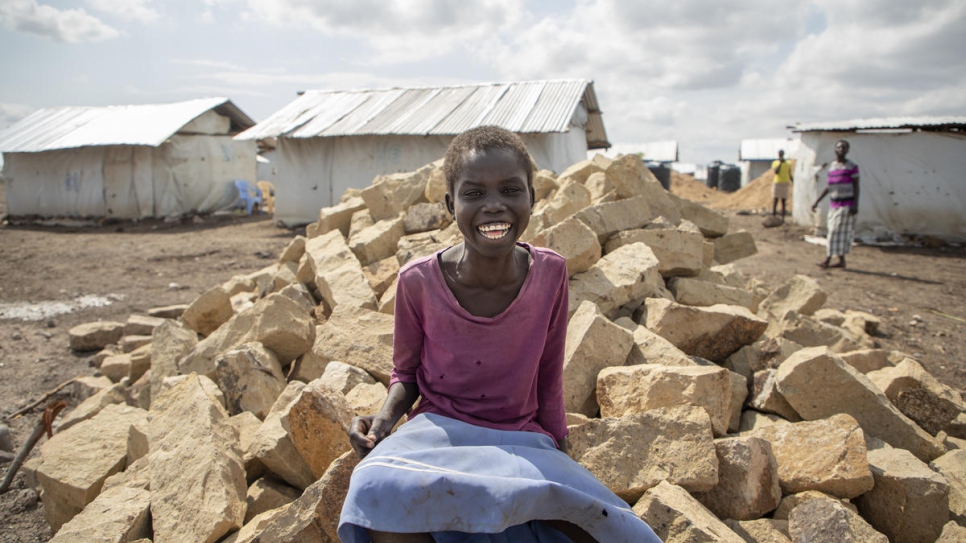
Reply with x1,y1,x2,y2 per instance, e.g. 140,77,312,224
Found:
273,129,589,226
793,131,966,241
3,135,256,218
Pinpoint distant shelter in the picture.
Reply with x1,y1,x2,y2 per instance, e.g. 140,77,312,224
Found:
738,138,801,187
0,98,256,219
587,141,678,163
236,80,609,226
791,116,966,241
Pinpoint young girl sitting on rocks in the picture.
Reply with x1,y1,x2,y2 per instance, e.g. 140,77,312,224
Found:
338,126,662,543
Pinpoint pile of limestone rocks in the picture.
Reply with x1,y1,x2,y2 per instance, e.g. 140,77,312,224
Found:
25,153,966,543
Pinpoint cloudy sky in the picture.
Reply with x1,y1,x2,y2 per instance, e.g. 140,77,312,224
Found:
1,0,964,164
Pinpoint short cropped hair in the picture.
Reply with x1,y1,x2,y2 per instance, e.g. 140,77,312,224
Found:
836,139,850,151
443,125,534,196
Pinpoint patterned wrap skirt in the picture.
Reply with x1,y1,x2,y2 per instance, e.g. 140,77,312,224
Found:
338,413,662,543
827,205,857,257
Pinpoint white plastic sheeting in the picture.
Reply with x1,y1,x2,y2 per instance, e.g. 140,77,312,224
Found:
273,128,589,226
256,149,277,184
520,126,590,174
3,135,256,218
793,131,966,241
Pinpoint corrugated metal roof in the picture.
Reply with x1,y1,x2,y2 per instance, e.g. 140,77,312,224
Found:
480,81,546,131
739,138,801,161
238,80,610,149
0,97,254,153
359,88,441,135
317,89,405,136
523,79,586,133
429,84,509,135
790,116,966,133
590,141,679,163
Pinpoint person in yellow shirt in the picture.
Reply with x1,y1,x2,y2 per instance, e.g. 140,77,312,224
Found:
771,149,794,221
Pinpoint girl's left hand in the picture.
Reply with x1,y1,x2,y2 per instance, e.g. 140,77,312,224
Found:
348,414,395,458
348,415,377,458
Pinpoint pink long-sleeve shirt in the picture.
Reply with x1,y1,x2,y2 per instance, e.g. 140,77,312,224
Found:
389,243,570,446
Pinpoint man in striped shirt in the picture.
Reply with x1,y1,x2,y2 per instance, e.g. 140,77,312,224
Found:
812,139,859,268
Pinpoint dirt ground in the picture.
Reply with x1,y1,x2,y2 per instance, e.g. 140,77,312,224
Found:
0,177,299,541
1,178,965,541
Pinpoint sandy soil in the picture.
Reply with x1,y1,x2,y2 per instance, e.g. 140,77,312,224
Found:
1,178,964,541
0,207,298,542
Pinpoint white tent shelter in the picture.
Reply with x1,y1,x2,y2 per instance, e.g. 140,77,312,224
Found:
236,80,609,226
790,117,966,241
0,97,256,219
738,138,801,187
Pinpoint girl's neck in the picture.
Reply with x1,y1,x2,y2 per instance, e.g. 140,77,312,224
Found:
449,242,528,289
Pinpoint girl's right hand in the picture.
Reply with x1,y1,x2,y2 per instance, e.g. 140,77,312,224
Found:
348,414,393,458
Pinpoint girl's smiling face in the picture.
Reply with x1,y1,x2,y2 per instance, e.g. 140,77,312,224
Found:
446,147,533,259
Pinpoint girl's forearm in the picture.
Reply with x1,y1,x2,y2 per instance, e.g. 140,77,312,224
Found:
378,381,420,426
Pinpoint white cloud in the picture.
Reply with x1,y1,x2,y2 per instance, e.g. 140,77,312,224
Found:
774,0,966,122
172,59,247,71
241,0,525,64
0,102,36,130
470,0,965,161
469,0,811,159
85,0,160,23
188,66,457,93
0,0,120,42
122,83,265,100
498,0,805,92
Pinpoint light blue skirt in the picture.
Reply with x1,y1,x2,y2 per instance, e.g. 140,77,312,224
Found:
338,414,662,542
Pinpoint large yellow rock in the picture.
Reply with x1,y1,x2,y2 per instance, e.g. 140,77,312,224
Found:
691,436,782,521
597,363,733,436
775,347,946,462
304,229,377,312
855,443,950,543
645,298,767,362
569,242,668,319
562,301,634,416
528,216,601,276
569,406,718,502
182,286,233,336
633,480,745,543
745,413,875,498
37,404,147,531
149,374,247,543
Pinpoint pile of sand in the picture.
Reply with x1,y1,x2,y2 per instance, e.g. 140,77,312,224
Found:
670,167,793,212
710,170,791,211
669,171,718,202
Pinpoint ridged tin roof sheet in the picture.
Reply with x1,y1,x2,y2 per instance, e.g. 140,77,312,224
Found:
358,88,441,135
429,84,510,135
523,79,587,133
317,89,407,136
0,97,254,153
480,81,546,131
238,80,609,148
791,116,966,132
289,92,370,138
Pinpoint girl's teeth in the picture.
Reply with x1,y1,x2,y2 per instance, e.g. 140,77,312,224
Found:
478,223,510,239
